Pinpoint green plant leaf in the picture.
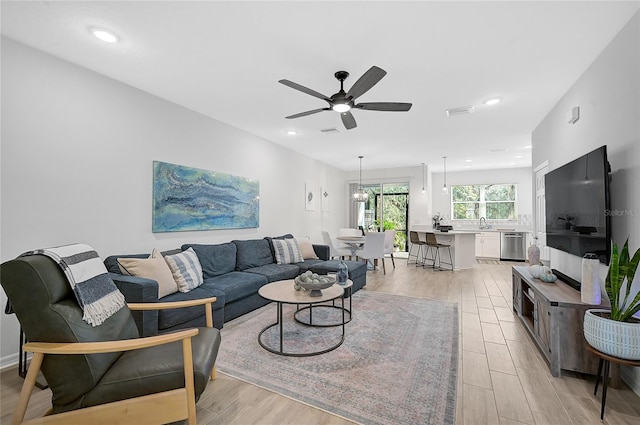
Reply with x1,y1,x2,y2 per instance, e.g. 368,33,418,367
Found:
628,244,640,285
605,238,640,322
606,242,620,319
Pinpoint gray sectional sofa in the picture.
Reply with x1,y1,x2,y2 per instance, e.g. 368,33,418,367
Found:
104,235,367,336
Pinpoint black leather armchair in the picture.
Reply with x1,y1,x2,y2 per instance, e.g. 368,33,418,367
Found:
1,254,221,425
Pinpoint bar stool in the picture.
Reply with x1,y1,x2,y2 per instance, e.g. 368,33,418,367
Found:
424,232,453,271
407,231,427,266
586,342,640,420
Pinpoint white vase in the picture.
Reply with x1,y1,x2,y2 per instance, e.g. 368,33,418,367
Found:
583,309,640,360
527,241,540,266
581,254,601,305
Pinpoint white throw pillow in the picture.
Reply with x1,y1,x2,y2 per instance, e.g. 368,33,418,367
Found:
117,249,179,298
297,237,319,260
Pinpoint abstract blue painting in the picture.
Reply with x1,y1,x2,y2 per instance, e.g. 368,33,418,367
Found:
152,161,259,232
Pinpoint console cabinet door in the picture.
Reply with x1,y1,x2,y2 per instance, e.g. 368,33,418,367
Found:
535,297,551,357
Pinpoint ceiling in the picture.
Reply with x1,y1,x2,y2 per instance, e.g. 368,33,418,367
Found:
2,1,638,172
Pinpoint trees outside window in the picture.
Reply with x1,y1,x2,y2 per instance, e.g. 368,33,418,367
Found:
452,184,517,220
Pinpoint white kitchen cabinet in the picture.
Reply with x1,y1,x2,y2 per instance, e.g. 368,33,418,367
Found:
475,232,500,258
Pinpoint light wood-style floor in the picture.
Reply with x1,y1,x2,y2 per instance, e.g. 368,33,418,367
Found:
3,259,640,425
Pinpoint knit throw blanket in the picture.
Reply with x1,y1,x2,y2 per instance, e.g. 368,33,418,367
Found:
20,244,125,327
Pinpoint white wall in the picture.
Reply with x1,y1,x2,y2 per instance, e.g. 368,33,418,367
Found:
0,38,347,366
431,167,533,228
532,12,640,393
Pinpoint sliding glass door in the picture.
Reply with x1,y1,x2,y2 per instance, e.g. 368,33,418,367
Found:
353,182,409,252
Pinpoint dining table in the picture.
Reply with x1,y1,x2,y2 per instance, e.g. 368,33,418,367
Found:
336,235,366,257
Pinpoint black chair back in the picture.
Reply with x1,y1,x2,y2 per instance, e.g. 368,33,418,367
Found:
1,255,139,410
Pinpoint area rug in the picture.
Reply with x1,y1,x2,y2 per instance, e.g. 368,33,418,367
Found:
216,290,458,425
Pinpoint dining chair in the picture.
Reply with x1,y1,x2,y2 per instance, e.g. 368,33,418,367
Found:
383,230,396,269
407,231,427,266
425,232,454,271
322,230,352,259
355,232,387,274
338,228,362,237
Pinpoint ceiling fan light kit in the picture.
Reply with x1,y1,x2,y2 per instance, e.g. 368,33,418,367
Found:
279,66,412,130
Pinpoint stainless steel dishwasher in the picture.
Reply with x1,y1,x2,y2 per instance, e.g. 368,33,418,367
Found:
500,232,526,261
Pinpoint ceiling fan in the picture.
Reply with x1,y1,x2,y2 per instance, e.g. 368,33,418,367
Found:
279,66,412,130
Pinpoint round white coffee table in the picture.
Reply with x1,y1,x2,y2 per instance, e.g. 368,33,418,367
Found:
258,279,345,356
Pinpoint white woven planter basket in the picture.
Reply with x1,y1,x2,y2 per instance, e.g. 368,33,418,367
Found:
584,309,640,360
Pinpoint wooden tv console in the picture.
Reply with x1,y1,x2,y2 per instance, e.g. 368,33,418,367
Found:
511,266,608,377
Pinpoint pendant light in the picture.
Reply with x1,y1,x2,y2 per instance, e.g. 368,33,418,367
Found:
353,155,369,202
421,162,426,194
442,156,449,194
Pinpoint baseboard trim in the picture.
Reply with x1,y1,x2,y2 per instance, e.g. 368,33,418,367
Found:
1,352,24,371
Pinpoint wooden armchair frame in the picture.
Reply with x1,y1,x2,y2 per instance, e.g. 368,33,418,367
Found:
11,297,218,425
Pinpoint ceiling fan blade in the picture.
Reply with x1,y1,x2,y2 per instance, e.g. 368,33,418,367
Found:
279,79,331,102
355,102,413,112
345,66,387,100
285,108,330,119
341,111,357,130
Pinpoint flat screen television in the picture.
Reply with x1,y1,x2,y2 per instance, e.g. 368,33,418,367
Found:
545,145,611,264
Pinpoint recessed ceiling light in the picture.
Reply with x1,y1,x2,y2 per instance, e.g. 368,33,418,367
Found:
484,98,501,106
91,28,119,43
287,130,297,135
465,165,471,168
464,159,472,163
514,155,523,158
524,145,532,149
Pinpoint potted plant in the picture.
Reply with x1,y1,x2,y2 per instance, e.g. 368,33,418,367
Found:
583,238,640,359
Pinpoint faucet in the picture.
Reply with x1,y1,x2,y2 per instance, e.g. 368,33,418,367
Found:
479,217,486,229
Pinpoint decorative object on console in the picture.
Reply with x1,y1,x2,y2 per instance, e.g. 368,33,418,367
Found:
584,238,640,360
582,253,602,305
152,161,259,232
527,237,540,266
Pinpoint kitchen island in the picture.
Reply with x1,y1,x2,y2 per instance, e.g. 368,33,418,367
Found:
411,227,479,271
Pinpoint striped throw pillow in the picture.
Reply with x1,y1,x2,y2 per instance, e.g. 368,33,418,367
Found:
164,247,203,292
272,238,304,264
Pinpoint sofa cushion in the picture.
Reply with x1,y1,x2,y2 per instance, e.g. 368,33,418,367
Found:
203,271,268,303
310,260,367,281
233,239,274,271
182,242,236,279
295,259,325,273
164,248,203,292
272,238,304,264
157,284,226,331
245,263,300,282
117,249,178,298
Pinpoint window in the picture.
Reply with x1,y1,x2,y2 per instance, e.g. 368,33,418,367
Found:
452,184,517,220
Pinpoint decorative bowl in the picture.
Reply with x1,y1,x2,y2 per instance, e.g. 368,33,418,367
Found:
294,273,336,297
